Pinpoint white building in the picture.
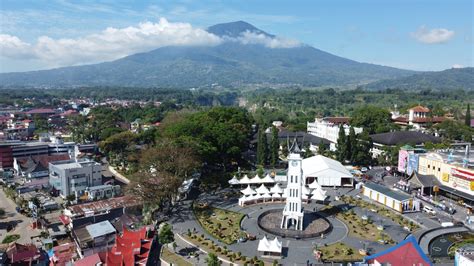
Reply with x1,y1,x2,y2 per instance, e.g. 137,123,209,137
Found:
307,117,363,151
302,155,354,187
281,152,304,230
49,159,102,197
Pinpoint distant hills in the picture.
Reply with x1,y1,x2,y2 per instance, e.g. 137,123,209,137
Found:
364,67,474,91
0,21,416,88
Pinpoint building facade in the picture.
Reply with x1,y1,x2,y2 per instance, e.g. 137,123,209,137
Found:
49,159,102,197
307,117,362,151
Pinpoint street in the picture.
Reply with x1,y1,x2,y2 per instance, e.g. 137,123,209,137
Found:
0,187,40,245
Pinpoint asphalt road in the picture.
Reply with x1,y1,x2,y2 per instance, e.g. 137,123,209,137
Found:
0,187,40,245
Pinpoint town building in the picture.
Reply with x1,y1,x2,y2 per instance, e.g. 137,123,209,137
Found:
397,145,427,176
13,154,70,179
302,155,354,187
307,117,363,151
362,182,418,213
392,105,446,130
416,145,474,204
363,235,431,265
369,131,441,158
73,220,117,257
49,159,102,197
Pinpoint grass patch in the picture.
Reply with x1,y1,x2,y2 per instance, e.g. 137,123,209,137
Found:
193,203,245,245
321,205,394,244
341,195,420,232
161,246,192,266
318,242,363,262
2,234,20,244
448,232,474,257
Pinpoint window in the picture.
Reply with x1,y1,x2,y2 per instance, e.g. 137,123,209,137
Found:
438,168,440,172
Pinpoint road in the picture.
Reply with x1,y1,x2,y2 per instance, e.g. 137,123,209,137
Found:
0,187,40,245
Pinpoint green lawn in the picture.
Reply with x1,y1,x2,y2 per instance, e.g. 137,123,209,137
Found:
2,234,20,244
161,246,192,266
448,232,474,257
318,242,364,262
193,204,245,244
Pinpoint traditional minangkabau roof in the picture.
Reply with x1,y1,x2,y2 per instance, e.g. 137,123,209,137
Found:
364,235,432,266
406,172,440,188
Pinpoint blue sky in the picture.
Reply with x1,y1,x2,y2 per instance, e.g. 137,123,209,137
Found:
0,0,472,72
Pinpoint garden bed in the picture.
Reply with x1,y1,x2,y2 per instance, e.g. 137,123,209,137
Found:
2,234,20,244
161,246,193,266
340,195,419,231
321,206,394,243
193,204,245,244
317,242,364,262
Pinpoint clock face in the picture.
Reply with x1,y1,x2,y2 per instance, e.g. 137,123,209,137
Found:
291,160,298,167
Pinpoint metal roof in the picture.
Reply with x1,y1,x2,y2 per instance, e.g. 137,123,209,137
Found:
364,182,411,202
85,220,116,238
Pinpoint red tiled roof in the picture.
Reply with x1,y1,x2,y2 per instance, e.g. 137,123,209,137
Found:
324,117,350,125
6,243,40,263
409,105,430,113
25,108,56,114
50,242,76,266
74,253,101,266
59,214,71,225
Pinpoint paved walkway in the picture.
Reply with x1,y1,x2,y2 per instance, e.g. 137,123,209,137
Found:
418,226,469,255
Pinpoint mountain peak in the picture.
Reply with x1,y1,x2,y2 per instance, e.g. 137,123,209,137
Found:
207,21,274,38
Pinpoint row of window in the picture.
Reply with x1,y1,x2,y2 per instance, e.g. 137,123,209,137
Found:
288,202,299,212
289,188,299,197
289,175,300,183
427,164,441,172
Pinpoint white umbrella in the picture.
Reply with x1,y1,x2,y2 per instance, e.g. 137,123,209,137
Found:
241,185,256,196
256,184,270,195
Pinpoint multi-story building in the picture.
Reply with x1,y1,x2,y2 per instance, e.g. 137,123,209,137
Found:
49,159,102,197
392,105,446,130
416,144,474,204
307,117,363,151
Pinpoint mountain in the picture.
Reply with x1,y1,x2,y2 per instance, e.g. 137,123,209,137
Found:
364,67,474,91
0,21,415,88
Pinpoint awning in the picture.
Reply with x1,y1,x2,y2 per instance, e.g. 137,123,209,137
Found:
239,175,251,184
256,184,270,195
249,174,262,184
228,176,240,185
308,179,323,190
439,185,474,202
311,188,327,201
270,183,283,194
261,174,275,183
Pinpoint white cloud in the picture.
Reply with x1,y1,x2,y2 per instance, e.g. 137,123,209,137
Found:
0,18,222,68
411,25,455,44
452,64,464,68
0,18,301,71
229,31,301,48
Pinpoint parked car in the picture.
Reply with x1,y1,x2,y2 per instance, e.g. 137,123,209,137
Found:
361,167,368,173
423,206,436,215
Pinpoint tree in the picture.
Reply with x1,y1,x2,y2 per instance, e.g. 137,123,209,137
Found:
256,127,267,166
128,140,200,211
465,103,471,127
336,124,347,162
350,106,396,134
206,253,221,266
346,127,357,163
317,140,327,156
435,120,473,142
352,131,373,166
270,126,279,167
159,223,174,245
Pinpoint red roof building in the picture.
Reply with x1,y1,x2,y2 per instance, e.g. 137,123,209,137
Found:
49,242,77,266
6,242,46,265
364,236,432,266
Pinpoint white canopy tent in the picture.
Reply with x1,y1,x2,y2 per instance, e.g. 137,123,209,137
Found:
256,184,270,195
239,175,251,184
301,185,312,196
249,174,262,184
270,183,283,194
241,185,256,196
310,187,327,201
261,174,275,184
302,155,354,187
228,176,240,185
258,236,282,256
308,179,323,190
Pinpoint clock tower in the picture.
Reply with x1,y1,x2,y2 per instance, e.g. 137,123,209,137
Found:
281,152,304,230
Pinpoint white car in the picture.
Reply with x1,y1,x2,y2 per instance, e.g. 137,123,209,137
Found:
423,206,436,215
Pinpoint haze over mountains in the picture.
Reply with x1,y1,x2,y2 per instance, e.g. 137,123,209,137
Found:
0,21,472,90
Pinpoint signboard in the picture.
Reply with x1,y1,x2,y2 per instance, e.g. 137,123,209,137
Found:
407,153,419,176
442,173,449,182
398,150,409,173
451,168,474,181
470,181,474,191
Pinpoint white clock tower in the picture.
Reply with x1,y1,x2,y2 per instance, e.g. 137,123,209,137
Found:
281,152,304,230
